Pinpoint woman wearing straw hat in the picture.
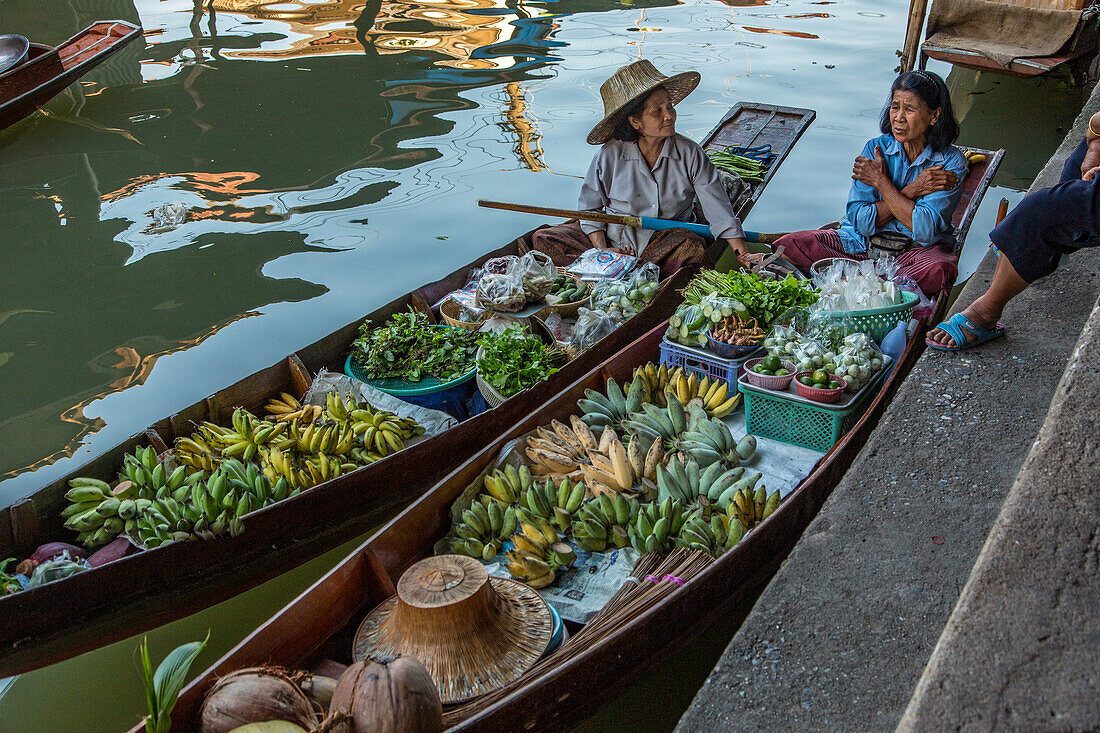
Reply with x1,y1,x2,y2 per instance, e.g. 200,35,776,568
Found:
531,60,751,277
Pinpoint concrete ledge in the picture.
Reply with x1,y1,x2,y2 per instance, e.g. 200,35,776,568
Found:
676,89,1100,731
897,307,1100,731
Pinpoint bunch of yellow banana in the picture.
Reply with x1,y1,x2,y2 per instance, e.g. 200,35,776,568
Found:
963,149,987,166
517,476,587,534
213,408,296,462
727,483,781,532
263,391,323,423
349,409,415,456
504,520,576,589
481,464,534,505
523,415,599,478
451,495,518,561
631,362,678,408
665,370,740,419
173,432,220,473
577,429,664,498
287,418,355,457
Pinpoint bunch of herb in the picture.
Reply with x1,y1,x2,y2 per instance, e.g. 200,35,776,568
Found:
476,327,562,398
351,309,478,382
684,270,818,324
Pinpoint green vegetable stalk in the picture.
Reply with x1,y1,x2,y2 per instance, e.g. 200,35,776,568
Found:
685,270,818,325
706,148,767,183
139,633,209,733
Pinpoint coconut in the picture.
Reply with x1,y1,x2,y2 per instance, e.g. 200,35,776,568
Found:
200,667,319,733
326,655,441,733
229,724,309,733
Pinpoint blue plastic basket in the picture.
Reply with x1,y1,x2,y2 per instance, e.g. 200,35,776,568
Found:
659,332,762,386
344,354,477,420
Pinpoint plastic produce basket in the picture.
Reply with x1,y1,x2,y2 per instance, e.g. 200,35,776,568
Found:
660,332,762,385
738,367,886,452
344,353,477,420
819,290,919,343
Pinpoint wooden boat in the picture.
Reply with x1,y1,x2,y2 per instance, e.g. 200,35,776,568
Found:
0,21,142,131
157,144,1006,733
159,314,932,732
0,100,814,678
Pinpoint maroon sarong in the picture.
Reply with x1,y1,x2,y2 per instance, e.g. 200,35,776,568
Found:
529,221,711,279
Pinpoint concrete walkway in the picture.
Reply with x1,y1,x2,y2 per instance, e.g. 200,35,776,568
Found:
677,90,1100,731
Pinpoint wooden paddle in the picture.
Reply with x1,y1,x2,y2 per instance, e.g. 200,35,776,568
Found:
477,200,784,244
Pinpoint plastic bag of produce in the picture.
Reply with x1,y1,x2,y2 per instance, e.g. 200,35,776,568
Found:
791,338,838,376
589,280,635,322
476,271,527,312
570,307,618,350
697,292,747,325
482,255,517,275
834,332,886,392
764,324,802,357
26,551,90,589
565,248,637,280
666,303,711,348
513,251,556,302
435,269,485,315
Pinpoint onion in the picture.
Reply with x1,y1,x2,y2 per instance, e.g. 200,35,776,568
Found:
326,655,441,733
200,667,319,733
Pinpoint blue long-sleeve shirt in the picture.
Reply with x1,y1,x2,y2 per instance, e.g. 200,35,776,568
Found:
837,134,967,254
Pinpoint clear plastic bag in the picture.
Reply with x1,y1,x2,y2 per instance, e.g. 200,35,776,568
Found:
565,248,637,280
791,338,838,375
813,258,894,311
26,551,90,589
764,324,802,357
834,332,886,392
570,307,618,350
697,292,747,325
666,303,710,348
475,271,526,312
589,279,638,322
514,250,556,302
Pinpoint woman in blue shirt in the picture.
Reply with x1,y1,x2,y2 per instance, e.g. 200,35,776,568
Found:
771,70,967,296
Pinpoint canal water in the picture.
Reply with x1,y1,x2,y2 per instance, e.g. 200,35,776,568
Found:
0,0,1085,729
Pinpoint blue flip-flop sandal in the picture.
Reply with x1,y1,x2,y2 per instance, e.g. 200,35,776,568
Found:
926,312,1005,351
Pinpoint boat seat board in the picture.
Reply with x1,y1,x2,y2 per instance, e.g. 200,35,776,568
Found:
951,147,1005,253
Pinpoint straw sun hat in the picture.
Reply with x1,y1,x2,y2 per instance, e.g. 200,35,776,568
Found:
586,59,701,145
353,554,553,704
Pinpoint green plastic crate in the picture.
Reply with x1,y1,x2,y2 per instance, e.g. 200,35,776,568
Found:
820,290,919,343
739,369,886,452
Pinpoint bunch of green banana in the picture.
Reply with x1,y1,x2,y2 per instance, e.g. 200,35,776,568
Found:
118,446,197,501
451,496,518,561
577,375,648,430
620,395,689,449
62,477,134,548
627,498,689,555
480,464,534,506
676,511,747,557
504,521,576,589
518,477,586,534
630,362,677,408
655,453,752,506
669,404,757,468
571,493,635,552
726,482,781,531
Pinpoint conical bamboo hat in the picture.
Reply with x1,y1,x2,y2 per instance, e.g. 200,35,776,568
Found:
353,555,554,704
587,59,701,145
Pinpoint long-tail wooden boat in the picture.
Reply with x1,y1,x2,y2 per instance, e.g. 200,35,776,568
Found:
0,101,814,677
0,21,142,131
156,142,1006,733
159,311,933,732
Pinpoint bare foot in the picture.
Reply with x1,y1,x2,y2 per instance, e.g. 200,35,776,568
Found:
927,300,1001,348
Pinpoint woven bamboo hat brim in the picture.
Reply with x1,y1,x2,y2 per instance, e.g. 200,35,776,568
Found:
352,554,553,705
586,59,701,145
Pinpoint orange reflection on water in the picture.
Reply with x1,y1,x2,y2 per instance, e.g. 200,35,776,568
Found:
742,26,819,39
212,0,531,68
0,314,256,483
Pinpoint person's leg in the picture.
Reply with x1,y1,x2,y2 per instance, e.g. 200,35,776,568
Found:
639,228,711,278
770,229,854,273
530,221,591,266
895,245,959,297
926,254,1028,348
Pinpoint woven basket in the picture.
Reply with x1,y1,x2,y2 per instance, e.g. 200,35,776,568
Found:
440,299,484,331
743,358,797,390
545,270,588,319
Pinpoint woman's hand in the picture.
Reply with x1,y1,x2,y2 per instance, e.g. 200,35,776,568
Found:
725,237,754,269
852,146,890,190
902,165,958,199
1084,165,1100,181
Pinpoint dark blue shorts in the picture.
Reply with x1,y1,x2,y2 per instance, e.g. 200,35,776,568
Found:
990,138,1100,283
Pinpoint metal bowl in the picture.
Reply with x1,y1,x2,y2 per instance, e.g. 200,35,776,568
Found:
0,34,30,75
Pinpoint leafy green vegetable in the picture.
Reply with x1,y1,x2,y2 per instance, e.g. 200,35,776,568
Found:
684,270,818,324
0,558,21,595
139,633,209,733
476,327,561,398
351,309,478,382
